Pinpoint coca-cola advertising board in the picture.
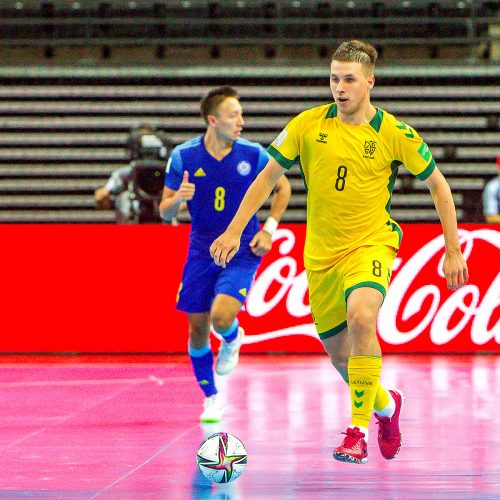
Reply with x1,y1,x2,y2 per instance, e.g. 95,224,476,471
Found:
0,224,498,353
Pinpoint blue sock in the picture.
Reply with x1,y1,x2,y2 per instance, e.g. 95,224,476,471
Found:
188,342,217,397
214,319,239,343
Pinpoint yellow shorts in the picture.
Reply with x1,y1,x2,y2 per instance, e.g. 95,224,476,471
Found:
307,245,397,340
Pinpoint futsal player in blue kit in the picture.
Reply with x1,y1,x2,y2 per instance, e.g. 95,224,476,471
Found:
159,86,291,422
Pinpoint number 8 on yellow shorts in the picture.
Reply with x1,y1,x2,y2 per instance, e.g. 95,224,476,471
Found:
306,245,397,340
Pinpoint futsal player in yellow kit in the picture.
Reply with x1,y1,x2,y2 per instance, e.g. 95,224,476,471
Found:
210,40,468,464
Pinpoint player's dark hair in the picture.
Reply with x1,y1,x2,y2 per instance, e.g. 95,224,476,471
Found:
200,86,240,123
332,40,378,73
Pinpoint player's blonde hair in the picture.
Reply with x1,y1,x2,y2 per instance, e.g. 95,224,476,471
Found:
332,40,378,74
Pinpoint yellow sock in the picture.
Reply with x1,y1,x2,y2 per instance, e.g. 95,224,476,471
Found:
348,355,382,429
344,380,390,412
374,383,391,412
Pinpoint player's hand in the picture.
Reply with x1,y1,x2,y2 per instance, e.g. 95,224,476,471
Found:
442,249,469,291
178,170,195,201
249,230,272,257
210,230,241,268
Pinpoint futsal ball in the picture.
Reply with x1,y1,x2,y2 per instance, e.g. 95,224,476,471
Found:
197,432,247,483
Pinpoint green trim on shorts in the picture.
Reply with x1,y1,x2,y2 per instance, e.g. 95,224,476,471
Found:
349,355,382,360
318,320,347,340
344,281,387,301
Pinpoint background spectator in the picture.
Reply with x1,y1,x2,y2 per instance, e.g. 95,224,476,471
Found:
94,124,172,223
482,155,500,223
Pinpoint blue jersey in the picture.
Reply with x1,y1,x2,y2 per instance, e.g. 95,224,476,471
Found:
165,135,269,248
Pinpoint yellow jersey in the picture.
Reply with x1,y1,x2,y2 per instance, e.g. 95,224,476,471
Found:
268,103,436,270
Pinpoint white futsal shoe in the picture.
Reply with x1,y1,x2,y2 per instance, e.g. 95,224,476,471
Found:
216,327,245,376
200,394,224,423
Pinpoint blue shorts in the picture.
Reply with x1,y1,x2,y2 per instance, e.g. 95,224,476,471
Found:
176,243,261,313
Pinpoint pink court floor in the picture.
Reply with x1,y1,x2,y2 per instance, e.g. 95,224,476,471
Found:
0,353,498,499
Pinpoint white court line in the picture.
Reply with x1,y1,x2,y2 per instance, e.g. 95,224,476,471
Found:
0,375,191,388
0,377,146,453
89,423,200,499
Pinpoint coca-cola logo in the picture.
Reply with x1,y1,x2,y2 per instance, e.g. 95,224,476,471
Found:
243,227,500,350
378,229,500,347
244,228,316,344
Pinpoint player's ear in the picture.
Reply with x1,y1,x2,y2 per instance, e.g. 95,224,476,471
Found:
367,74,375,90
207,114,217,127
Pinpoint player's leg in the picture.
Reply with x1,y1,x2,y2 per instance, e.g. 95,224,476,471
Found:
176,245,221,421
187,312,215,396
186,312,224,423
345,287,384,430
340,245,404,461
211,251,260,375
321,326,397,422
345,288,404,460
211,294,245,376
307,265,369,464
327,287,383,465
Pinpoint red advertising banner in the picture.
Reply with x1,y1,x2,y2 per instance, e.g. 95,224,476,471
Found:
0,224,498,353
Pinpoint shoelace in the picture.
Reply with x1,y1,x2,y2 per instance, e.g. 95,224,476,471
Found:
375,415,392,437
340,429,364,447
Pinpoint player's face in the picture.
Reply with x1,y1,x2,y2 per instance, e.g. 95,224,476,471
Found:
329,60,374,116
211,97,245,142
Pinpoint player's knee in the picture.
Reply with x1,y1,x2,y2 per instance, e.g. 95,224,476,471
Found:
347,308,376,336
210,311,235,333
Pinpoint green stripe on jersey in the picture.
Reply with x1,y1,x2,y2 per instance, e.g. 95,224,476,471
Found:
369,108,384,132
417,159,436,181
326,103,337,118
385,160,402,214
267,145,297,170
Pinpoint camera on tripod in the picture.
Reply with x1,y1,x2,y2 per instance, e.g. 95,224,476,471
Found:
95,124,172,224
129,159,166,223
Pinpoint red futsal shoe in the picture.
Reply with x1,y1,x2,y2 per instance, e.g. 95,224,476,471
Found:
333,427,368,464
375,389,405,460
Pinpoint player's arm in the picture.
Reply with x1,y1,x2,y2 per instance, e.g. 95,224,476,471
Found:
424,167,469,290
249,174,292,256
159,170,194,221
210,158,287,267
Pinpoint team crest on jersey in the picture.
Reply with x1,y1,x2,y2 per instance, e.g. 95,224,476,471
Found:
316,132,328,144
364,140,377,156
237,161,251,176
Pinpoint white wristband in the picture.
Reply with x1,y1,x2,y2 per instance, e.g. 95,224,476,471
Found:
263,216,278,236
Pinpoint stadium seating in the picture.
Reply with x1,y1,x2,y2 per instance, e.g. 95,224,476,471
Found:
0,0,497,61
0,0,497,223
0,64,497,223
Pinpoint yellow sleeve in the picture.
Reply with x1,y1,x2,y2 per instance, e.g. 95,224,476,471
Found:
394,121,436,181
267,114,302,170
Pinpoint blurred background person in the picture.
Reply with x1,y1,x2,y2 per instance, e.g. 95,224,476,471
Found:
482,155,500,223
95,124,172,223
